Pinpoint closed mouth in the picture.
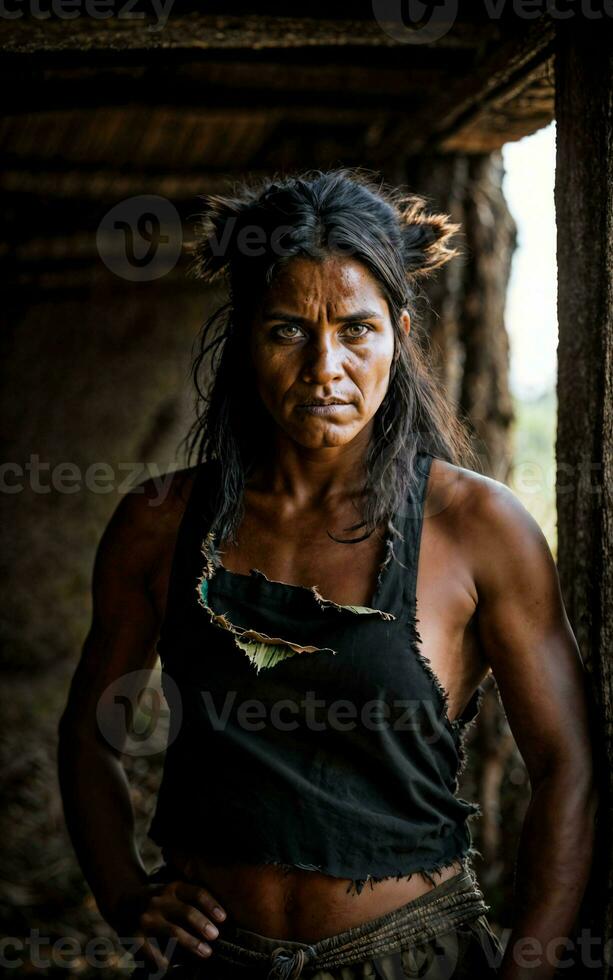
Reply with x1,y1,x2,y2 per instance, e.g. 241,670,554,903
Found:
297,401,350,418
298,400,348,407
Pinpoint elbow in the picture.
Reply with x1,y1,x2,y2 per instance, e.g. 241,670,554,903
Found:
577,777,600,862
572,751,600,824
531,750,599,821
567,764,601,828
583,775,601,826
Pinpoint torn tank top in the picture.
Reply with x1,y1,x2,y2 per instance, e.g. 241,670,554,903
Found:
147,451,484,895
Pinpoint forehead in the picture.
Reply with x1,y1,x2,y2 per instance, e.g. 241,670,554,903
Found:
260,256,389,314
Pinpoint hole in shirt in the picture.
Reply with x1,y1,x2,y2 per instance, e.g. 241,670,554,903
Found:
207,521,400,617
196,571,337,672
195,530,397,673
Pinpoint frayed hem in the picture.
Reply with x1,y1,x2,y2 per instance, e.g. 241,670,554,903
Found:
189,849,479,900
407,601,484,777
344,850,477,896
454,685,485,776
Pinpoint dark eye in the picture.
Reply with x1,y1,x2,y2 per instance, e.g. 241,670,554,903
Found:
342,323,371,339
273,324,304,341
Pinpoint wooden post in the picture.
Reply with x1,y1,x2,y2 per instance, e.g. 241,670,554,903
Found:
554,19,613,972
405,151,517,482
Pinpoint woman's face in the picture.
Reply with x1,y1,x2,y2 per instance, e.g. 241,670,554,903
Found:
249,255,411,450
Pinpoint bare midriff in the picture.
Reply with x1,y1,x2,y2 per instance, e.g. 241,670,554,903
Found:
163,846,464,942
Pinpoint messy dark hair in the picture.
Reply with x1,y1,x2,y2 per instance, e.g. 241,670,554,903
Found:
180,166,478,551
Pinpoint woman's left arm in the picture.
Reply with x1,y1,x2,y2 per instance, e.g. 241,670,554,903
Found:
466,476,600,980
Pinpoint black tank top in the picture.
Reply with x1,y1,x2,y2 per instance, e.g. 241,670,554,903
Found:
147,452,484,894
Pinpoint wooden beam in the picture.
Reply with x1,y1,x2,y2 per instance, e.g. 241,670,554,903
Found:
0,168,270,199
0,105,407,175
0,15,556,153
440,56,554,153
376,17,556,154
0,57,469,114
554,18,613,967
0,12,500,55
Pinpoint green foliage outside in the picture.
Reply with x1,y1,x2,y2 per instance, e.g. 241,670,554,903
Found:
508,387,558,559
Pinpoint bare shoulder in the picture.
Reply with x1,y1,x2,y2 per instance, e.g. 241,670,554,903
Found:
127,465,198,524
428,457,558,597
428,456,525,520
428,455,542,527
96,465,199,581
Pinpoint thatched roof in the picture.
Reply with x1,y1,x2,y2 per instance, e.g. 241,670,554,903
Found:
1,7,555,287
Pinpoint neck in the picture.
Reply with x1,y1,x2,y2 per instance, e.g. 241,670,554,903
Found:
249,424,373,510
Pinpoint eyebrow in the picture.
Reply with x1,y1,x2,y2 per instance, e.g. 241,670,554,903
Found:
262,308,383,324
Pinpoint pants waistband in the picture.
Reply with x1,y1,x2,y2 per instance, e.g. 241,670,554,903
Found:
213,867,490,979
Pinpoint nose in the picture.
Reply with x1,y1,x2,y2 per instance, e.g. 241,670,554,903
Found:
300,336,344,386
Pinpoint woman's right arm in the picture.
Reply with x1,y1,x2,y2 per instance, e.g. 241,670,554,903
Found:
57,478,226,971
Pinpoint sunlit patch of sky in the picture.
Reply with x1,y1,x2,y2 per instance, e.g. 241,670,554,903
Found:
502,121,557,401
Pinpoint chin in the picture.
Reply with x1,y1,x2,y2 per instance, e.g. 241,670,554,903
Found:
289,422,362,449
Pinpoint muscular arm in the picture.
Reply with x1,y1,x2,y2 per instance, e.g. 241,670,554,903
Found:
57,480,165,925
466,476,598,979
57,472,227,970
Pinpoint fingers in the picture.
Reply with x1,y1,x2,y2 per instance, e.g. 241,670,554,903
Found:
164,922,213,960
181,901,221,943
149,890,219,936
175,881,227,924
137,881,227,964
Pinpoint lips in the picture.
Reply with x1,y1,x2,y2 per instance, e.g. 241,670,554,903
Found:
298,399,348,407
296,400,351,416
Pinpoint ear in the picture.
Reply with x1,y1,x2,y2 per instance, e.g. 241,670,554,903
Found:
393,310,411,362
398,194,462,281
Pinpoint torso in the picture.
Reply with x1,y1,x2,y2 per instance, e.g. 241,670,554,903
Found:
144,457,491,942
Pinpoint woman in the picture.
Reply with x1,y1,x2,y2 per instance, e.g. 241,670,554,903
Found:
58,169,597,980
